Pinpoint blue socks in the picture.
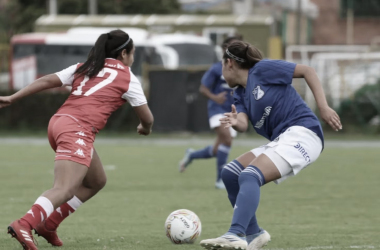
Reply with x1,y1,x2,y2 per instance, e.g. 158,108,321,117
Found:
222,160,244,206
189,144,231,182
222,162,261,236
189,145,214,160
216,144,231,181
246,216,260,238
227,165,265,236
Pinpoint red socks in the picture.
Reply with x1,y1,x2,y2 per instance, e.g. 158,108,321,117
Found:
20,204,48,230
45,203,75,231
19,196,82,231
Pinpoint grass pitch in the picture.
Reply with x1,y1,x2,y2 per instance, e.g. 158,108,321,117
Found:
0,138,379,250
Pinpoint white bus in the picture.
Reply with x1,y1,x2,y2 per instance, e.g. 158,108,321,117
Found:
10,27,218,90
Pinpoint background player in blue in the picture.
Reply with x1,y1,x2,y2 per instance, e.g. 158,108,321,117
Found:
200,41,342,250
179,36,242,189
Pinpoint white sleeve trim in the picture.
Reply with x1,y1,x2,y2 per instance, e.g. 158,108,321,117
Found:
55,64,79,87
122,69,148,107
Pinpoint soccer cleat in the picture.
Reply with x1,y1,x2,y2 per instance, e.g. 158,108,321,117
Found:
215,179,226,189
247,229,271,250
200,234,248,250
34,221,63,247
178,148,194,173
8,220,38,250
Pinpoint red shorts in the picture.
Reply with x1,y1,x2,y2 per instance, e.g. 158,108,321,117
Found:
48,115,95,167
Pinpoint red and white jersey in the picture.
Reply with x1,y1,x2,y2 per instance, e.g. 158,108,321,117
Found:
55,58,147,131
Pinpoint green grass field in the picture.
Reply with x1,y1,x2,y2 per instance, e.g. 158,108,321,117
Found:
0,139,379,250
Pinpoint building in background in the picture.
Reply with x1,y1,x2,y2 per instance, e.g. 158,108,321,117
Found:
35,14,275,58
179,0,232,12
311,0,380,46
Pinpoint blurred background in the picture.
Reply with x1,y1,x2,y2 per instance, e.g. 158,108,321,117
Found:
1,3,380,249
0,0,379,135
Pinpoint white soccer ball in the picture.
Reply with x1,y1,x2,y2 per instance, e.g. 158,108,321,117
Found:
165,209,202,244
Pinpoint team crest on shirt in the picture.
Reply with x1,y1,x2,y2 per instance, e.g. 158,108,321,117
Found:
252,86,265,100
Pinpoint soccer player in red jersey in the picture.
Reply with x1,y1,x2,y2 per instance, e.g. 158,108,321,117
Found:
0,30,154,250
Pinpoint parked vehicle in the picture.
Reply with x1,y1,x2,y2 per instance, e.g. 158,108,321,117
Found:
10,27,218,90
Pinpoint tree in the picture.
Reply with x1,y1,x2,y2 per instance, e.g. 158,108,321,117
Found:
0,0,46,42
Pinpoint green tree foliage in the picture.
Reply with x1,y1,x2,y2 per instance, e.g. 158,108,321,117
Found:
0,0,46,42
339,80,380,131
0,0,180,42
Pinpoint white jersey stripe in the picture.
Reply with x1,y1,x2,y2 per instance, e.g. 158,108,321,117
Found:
230,162,243,172
227,164,242,175
243,167,263,185
229,162,243,173
224,166,240,176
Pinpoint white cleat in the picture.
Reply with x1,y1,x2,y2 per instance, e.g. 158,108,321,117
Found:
178,148,194,173
247,230,271,250
200,234,248,250
215,179,226,189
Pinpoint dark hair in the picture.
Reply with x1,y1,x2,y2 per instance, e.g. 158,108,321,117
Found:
75,29,134,78
221,35,243,50
223,41,263,69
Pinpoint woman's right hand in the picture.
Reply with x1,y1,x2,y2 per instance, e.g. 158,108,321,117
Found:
220,104,238,128
0,96,12,108
212,92,227,105
319,105,342,132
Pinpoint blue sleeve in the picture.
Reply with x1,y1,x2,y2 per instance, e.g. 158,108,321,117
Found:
256,60,296,85
201,65,218,89
233,89,248,114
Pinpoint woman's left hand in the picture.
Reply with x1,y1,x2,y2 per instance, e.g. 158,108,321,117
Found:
137,123,151,136
320,106,342,132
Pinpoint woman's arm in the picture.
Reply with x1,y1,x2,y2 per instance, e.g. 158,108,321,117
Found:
294,64,342,131
0,74,63,108
133,104,154,136
199,84,227,105
220,104,249,132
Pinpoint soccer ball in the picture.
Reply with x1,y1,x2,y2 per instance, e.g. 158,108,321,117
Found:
165,209,202,244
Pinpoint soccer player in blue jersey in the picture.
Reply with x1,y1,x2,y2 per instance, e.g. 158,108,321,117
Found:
200,41,342,250
179,36,242,189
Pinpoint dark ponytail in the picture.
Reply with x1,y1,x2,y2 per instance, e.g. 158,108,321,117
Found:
223,41,263,69
75,29,134,78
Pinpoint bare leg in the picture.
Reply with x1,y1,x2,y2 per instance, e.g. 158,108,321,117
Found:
234,151,281,182
235,151,256,168
38,150,107,245
214,126,232,149
74,149,107,202
250,154,281,183
214,126,233,186
41,160,88,209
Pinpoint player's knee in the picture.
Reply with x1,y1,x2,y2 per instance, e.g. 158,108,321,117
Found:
217,130,232,146
238,170,252,186
84,175,107,191
221,166,235,185
238,167,265,187
95,175,107,190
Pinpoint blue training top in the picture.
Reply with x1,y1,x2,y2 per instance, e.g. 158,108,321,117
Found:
201,61,235,118
234,59,324,146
